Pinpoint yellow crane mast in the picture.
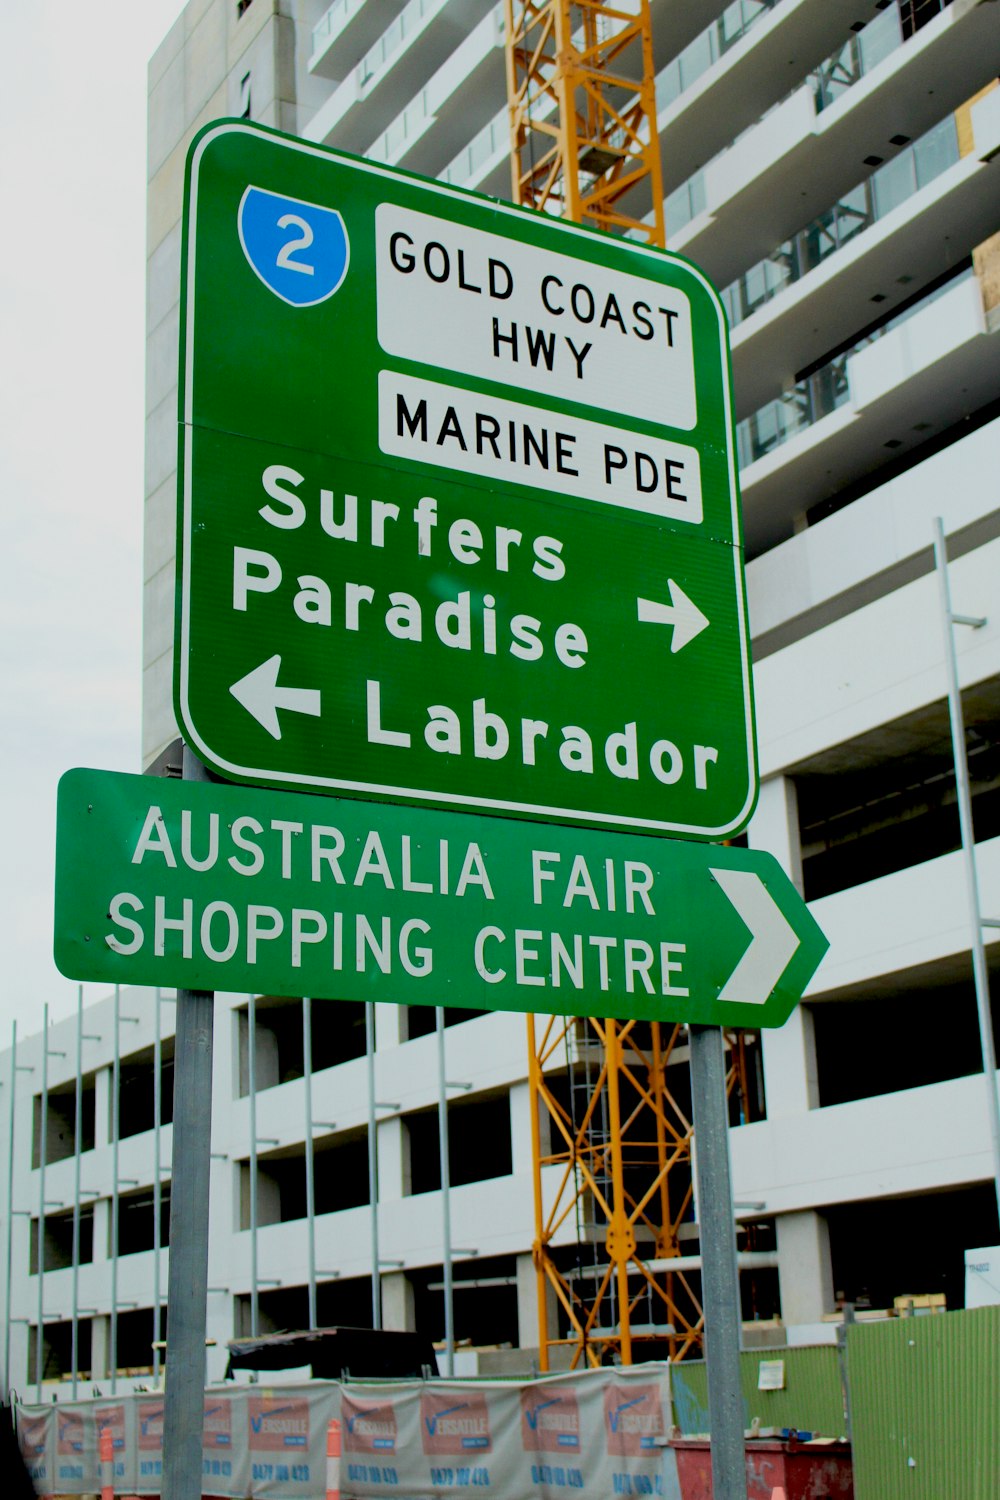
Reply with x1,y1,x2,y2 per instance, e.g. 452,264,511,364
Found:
503,0,665,245
504,2,758,1369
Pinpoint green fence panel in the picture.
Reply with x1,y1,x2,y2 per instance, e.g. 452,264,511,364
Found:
848,1305,1000,1500
671,1345,846,1437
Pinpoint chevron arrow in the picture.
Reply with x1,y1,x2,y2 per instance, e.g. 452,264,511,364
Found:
230,655,321,741
710,866,801,1004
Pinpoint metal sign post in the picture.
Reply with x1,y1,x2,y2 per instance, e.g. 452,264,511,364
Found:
690,1024,748,1500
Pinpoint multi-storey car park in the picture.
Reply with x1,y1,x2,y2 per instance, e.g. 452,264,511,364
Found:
2,0,1000,1396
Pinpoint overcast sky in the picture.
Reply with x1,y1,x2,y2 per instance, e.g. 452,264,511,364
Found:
0,1,189,1042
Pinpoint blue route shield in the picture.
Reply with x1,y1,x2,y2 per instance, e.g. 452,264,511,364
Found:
237,185,350,307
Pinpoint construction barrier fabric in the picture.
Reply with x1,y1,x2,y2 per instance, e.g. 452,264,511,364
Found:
17,1364,672,1500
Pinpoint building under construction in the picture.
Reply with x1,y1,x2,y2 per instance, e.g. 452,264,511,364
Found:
3,0,1000,1397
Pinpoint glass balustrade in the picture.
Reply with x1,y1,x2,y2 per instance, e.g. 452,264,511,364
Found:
312,0,362,51
441,108,509,187
721,116,959,332
356,0,436,89
656,1,779,111
735,265,973,469
813,4,903,113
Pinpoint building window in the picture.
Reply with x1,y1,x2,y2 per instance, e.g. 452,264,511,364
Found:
237,0,254,17
240,71,252,119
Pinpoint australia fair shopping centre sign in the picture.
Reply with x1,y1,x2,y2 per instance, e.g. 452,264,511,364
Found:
176,122,756,839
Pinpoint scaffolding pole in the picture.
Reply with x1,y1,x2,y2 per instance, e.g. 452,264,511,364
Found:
4,1021,17,1391
933,517,1000,1226
35,1002,49,1402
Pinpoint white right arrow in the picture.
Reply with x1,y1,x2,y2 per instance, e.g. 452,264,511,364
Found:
637,581,709,654
230,655,321,741
710,867,801,1005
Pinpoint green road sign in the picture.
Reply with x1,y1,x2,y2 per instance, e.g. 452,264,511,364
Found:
55,770,827,1028
177,121,757,839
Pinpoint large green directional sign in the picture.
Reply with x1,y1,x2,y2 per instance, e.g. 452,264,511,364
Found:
177,122,756,839
55,770,826,1028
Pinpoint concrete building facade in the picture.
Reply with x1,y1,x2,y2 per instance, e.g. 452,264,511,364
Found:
4,0,1000,1397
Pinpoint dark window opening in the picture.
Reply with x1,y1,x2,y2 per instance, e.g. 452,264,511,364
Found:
237,0,254,17
28,1318,92,1384
118,1040,175,1140
116,1306,165,1373
411,1254,519,1348
827,1182,997,1311
406,1004,490,1041
30,1207,94,1274
797,705,1000,901
898,0,951,42
235,1275,373,1340
406,1093,512,1196
813,974,1000,1107
238,998,366,1095
32,1077,96,1168
116,1186,171,1257
804,383,995,535
239,1129,370,1228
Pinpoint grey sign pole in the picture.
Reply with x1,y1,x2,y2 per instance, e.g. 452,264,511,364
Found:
71,988,83,1398
932,517,1000,1224
436,1008,454,1377
162,746,216,1500
153,990,163,1386
303,997,318,1329
689,1024,747,1500
366,1003,381,1330
110,985,120,1394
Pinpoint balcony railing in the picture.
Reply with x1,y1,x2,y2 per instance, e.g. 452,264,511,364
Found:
356,0,437,90
365,88,432,164
440,107,509,187
734,265,974,471
721,115,960,332
813,4,903,113
656,0,781,112
312,0,365,51
663,2,936,238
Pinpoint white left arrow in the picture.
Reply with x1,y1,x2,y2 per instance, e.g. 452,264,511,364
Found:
229,655,322,741
637,581,709,654
710,867,800,1005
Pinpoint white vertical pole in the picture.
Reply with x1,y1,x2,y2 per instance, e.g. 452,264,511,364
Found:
36,1003,49,1401
4,1020,17,1390
933,517,1000,1225
436,1009,454,1377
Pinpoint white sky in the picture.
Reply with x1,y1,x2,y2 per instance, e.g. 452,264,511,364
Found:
0,1,189,1042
